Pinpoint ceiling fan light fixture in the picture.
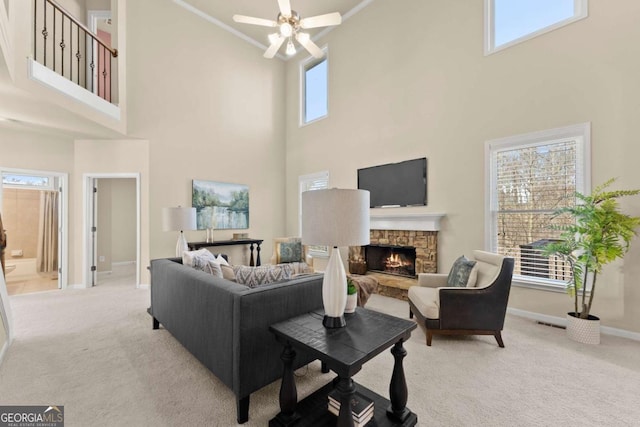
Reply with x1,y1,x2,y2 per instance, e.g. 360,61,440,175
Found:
296,32,310,43
285,39,296,56
280,22,293,37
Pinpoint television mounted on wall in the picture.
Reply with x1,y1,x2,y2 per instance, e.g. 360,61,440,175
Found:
357,158,427,208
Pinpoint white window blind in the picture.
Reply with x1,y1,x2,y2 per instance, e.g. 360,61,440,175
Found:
487,124,590,288
299,171,329,255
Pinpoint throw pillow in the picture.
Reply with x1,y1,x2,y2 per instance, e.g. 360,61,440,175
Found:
182,248,215,266
220,264,236,281
279,241,302,263
447,255,478,287
216,254,230,266
192,255,223,278
233,264,293,288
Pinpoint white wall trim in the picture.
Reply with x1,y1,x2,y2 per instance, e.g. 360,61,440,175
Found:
0,0,12,79
507,308,640,342
370,213,445,231
28,59,121,120
137,284,150,290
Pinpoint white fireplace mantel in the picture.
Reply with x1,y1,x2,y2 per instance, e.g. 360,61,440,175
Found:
369,213,446,232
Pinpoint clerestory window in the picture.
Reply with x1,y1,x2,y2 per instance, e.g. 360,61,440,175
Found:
485,0,588,54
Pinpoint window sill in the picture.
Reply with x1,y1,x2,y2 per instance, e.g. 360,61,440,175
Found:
511,276,567,293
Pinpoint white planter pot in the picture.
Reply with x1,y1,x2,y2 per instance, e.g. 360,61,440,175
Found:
344,293,358,314
566,312,600,344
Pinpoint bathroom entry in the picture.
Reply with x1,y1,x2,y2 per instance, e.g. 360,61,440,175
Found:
0,170,67,295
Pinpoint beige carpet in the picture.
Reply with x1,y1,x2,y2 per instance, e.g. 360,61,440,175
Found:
1,269,640,426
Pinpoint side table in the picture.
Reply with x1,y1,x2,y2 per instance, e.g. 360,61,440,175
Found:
269,308,418,427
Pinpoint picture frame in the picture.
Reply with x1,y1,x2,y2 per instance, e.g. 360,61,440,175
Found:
192,180,249,230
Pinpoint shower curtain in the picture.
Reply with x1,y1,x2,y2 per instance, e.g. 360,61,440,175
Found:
37,191,58,274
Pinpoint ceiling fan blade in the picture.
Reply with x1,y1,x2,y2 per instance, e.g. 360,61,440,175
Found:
296,33,324,59
264,36,285,59
277,0,292,17
233,15,277,27
299,12,342,29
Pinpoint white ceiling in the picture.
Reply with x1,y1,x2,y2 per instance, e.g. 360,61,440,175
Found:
175,0,374,58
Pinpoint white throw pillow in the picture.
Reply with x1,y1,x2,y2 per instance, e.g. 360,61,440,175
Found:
182,248,215,266
216,254,230,266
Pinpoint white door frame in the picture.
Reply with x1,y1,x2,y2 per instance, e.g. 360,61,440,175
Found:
83,173,141,288
0,167,69,290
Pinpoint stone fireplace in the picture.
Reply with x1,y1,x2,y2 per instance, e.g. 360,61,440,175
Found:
348,213,444,299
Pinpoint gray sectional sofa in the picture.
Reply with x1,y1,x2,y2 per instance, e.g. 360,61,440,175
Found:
149,257,324,423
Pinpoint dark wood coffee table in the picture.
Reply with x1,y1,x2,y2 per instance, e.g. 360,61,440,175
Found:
269,307,418,427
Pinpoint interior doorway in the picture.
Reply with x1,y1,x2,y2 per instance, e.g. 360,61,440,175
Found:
83,174,140,288
0,168,69,294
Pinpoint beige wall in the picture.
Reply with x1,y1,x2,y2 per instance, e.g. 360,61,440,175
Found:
284,1,640,331
74,139,148,284
126,0,286,265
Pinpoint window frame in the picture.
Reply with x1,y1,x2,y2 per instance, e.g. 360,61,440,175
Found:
299,171,329,257
484,0,588,55
484,122,591,290
299,46,329,126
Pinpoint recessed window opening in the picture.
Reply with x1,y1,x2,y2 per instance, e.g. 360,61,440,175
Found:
300,49,328,125
485,0,588,54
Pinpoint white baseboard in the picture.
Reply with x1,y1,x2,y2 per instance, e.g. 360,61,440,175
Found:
113,261,136,266
137,284,150,290
507,308,640,342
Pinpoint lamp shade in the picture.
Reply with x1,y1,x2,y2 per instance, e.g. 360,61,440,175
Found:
162,207,196,232
301,189,370,247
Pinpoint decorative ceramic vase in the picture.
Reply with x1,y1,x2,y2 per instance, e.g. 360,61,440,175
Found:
345,293,358,314
566,312,600,344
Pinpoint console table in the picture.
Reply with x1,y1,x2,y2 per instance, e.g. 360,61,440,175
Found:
269,308,418,427
187,239,263,266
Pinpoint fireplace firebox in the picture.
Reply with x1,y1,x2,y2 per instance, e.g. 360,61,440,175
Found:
365,245,416,278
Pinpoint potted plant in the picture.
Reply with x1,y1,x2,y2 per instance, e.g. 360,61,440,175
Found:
345,277,358,313
543,178,640,344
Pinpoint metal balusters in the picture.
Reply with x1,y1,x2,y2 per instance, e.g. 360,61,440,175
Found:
33,0,118,104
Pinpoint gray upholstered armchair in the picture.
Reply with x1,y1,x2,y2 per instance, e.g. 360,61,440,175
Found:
408,250,514,347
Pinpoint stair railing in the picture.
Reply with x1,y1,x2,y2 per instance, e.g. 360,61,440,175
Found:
34,0,118,103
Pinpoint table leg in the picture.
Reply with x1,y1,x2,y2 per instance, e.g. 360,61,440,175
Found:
271,342,299,426
336,376,356,427
249,243,255,266
256,242,262,266
387,339,411,422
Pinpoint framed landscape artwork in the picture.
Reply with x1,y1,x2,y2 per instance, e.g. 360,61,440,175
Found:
192,180,249,230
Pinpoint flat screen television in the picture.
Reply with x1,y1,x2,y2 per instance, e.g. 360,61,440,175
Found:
357,158,427,208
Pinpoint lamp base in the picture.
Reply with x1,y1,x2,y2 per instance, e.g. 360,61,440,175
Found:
323,315,346,329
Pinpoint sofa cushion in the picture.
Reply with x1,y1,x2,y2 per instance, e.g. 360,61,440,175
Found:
408,286,439,319
233,264,293,288
220,264,236,281
447,255,478,287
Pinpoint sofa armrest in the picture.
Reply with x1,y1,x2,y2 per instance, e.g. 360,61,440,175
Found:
418,273,448,288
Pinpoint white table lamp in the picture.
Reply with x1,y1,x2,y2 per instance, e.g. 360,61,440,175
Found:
302,189,370,328
163,206,197,257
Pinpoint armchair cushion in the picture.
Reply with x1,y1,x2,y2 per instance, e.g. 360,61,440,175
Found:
407,286,439,319
446,255,478,287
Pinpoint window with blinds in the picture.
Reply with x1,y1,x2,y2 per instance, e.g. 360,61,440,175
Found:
486,124,590,288
299,171,329,255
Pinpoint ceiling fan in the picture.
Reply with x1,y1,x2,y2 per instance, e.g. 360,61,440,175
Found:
233,0,342,59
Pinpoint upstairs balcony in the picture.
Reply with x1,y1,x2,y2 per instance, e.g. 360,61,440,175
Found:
0,0,126,136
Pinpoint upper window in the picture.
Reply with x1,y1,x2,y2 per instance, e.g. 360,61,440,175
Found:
300,52,328,125
485,0,588,54
485,123,591,290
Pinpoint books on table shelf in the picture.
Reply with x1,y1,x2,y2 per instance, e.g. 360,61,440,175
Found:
327,389,374,426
